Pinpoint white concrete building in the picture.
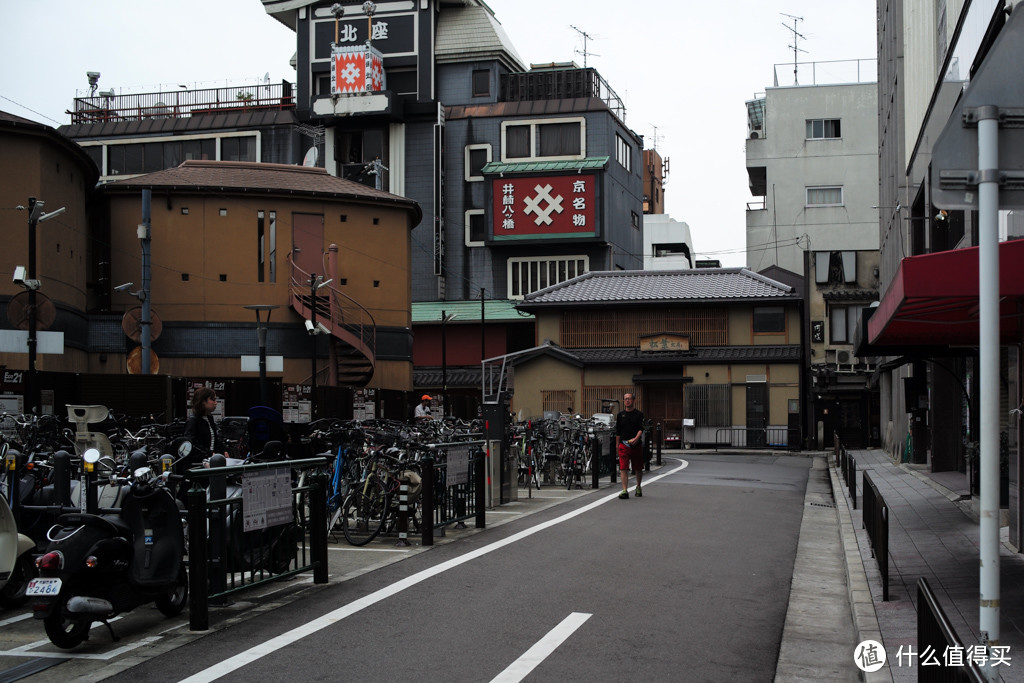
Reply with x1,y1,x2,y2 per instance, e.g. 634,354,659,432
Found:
642,214,693,270
745,70,879,275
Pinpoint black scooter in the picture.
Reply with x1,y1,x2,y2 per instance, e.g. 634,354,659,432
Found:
29,444,190,649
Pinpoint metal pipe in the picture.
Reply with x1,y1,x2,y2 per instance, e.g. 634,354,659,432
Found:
977,109,1000,660
141,190,152,375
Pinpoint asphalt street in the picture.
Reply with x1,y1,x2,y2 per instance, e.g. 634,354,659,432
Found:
103,455,810,682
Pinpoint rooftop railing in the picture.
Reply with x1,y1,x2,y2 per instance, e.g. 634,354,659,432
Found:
772,59,877,87
499,68,626,122
70,81,295,124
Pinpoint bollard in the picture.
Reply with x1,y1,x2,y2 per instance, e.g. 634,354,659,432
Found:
591,438,600,489
6,450,21,527
655,423,663,466
207,454,227,600
609,435,616,485
310,469,329,583
187,485,209,631
396,476,411,546
475,450,486,529
644,427,652,472
421,455,434,547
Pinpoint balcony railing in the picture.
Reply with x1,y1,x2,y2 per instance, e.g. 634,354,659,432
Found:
70,81,295,124
772,59,877,87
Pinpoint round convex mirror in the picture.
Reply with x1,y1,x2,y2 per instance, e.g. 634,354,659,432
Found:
83,448,101,464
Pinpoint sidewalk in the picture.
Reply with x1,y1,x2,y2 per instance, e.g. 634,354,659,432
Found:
833,448,1024,682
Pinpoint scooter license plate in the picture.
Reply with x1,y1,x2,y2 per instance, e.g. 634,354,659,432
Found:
25,577,62,597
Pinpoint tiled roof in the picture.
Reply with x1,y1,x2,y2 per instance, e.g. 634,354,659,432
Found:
100,160,422,222
481,157,609,175
569,345,801,364
518,269,797,308
435,5,525,71
412,300,533,324
59,109,298,139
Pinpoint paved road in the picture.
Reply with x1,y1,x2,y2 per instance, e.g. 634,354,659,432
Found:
1,455,813,681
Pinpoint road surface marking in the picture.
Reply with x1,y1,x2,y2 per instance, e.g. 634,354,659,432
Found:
489,612,592,683
178,459,689,682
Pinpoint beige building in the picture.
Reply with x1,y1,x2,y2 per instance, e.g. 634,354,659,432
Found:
511,269,803,448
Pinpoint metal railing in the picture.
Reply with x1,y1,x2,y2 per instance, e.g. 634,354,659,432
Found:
861,470,888,601
184,456,328,631
287,253,376,365
837,444,857,510
70,81,295,124
714,426,798,450
499,68,626,122
917,577,988,681
420,442,485,546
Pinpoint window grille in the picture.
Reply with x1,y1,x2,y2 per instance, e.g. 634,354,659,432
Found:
560,309,728,348
542,390,577,414
508,255,588,299
685,384,731,426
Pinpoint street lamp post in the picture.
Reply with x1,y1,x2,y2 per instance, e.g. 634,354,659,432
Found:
21,197,64,416
441,310,457,419
244,304,279,406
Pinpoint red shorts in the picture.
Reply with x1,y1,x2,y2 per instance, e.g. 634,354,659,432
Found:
617,442,643,473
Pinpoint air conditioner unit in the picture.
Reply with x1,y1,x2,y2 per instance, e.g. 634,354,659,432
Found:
836,350,852,364
749,127,763,140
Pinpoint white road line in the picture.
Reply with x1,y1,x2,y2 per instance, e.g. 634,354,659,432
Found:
0,636,162,660
0,612,33,627
326,546,410,552
178,459,689,683
488,612,592,683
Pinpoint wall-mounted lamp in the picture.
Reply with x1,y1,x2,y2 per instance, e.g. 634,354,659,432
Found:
935,209,949,222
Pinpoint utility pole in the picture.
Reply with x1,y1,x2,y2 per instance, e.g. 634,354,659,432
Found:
26,198,40,416
140,190,152,374
310,273,319,421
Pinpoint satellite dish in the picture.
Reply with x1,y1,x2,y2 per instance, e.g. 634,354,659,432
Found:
127,346,160,375
302,147,320,167
7,291,56,330
122,306,163,342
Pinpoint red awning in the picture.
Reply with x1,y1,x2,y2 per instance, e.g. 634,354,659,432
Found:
867,239,1024,347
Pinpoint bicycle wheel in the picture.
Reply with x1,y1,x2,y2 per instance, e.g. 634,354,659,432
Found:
341,479,388,546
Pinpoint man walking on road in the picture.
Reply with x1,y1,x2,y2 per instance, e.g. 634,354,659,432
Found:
615,392,645,499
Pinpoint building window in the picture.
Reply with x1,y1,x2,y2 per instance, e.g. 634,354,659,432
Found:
615,133,632,172
806,118,841,139
806,186,843,207
100,135,242,177
753,306,785,333
257,211,265,282
631,211,640,229
829,304,867,344
500,117,586,162
685,384,731,427
508,255,589,299
464,144,491,182
472,69,490,97
268,211,277,282
465,209,485,246
219,135,257,162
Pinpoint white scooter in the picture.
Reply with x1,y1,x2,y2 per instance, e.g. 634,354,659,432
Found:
1,443,37,608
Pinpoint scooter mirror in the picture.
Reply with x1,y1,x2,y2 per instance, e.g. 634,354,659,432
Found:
82,448,101,464
178,441,192,458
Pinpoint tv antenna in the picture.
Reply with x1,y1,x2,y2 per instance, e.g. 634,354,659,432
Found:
780,13,807,85
570,25,599,67
650,124,664,153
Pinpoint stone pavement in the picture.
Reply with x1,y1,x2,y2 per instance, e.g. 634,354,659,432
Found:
828,448,1024,682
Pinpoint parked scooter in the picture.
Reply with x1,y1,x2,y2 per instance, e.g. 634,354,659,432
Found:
1,443,37,608
29,444,189,649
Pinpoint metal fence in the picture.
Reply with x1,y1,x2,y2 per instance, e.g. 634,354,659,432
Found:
714,426,798,450
917,578,988,681
861,470,889,601
184,456,328,631
419,442,485,546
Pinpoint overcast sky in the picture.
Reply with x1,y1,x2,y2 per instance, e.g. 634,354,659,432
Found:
1,0,877,268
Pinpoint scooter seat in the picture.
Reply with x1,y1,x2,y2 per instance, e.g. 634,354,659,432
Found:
56,513,131,537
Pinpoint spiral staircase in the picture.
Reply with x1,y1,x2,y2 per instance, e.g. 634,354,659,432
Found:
287,255,375,387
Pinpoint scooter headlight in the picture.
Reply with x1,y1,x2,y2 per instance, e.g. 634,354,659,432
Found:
134,466,155,485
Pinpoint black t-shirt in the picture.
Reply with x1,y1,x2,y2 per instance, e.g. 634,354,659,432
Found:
616,409,645,444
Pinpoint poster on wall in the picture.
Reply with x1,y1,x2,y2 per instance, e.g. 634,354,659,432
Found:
491,174,597,241
283,384,311,424
354,388,376,421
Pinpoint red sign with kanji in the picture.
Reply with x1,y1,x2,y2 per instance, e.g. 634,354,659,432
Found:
492,175,597,240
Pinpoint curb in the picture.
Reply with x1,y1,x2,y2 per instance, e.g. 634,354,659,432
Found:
828,457,894,682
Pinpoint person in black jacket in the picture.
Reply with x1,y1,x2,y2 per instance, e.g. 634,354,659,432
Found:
183,387,227,461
